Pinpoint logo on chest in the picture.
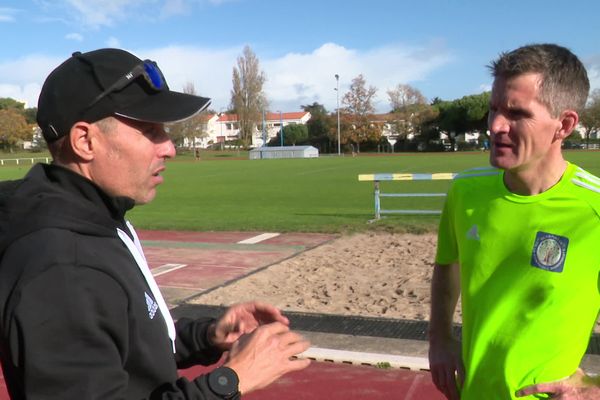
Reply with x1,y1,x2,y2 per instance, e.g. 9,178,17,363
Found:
145,292,159,319
530,232,569,273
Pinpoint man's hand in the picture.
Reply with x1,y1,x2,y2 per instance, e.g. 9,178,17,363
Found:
209,301,289,351
516,368,600,399
429,336,465,400
224,321,311,395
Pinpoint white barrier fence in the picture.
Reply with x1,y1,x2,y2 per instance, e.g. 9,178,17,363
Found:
0,157,50,166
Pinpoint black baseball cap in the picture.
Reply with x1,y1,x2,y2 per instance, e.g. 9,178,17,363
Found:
37,48,211,142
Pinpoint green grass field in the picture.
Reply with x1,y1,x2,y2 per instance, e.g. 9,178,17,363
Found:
1,150,598,233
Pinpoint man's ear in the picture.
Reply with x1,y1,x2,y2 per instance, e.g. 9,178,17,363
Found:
68,121,96,161
555,110,579,140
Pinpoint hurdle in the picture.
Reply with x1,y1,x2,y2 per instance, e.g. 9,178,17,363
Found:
358,173,456,220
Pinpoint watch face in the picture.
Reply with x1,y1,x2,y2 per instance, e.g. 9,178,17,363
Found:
208,367,239,397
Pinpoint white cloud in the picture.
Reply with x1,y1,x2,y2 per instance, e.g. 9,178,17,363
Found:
206,0,237,4
587,65,600,94
162,0,188,16
62,0,144,28
478,83,492,93
262,42,453,112
0,41,453,114
59,0,229,28
0,54,64,108
65,32,84,42
106,36,122,48
139,42,453,114
139,45,241,110
0,7,19,22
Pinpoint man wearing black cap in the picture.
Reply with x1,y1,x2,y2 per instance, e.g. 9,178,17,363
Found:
0,48,310,399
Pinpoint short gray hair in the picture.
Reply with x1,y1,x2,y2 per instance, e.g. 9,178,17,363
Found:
488,43,589,116
48,116,118,163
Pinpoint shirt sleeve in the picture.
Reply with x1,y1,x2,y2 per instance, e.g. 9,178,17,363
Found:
174,317,224,369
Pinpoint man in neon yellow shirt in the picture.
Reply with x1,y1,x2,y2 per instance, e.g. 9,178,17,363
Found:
429,43,600,400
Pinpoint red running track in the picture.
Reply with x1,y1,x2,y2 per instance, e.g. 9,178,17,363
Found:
1,361,443,399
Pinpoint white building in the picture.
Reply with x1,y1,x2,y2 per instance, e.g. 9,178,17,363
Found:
184,111,312,149
181,113,220,149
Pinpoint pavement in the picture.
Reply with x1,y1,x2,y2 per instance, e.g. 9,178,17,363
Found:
1,230,599,399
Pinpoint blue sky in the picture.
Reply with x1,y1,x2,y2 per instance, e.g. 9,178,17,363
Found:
1,0,599,113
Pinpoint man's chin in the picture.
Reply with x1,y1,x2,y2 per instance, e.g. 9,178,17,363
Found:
489,153,514,170
134,192,157,205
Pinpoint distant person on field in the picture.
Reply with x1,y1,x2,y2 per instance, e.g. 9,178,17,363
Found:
429,43,600,399
0,48,310,399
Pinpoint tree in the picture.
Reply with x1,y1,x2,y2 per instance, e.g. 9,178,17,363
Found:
388,103,440,150
433,92,490,149
270,124,308,146
342,74,378,152
23,107,37,124
0,98,25,111
301,102,335,152
387,84,427,112
456,92,490,133
0,109,31,152
168,82,209,149
580,89,600,147
0,98,36,125
301,102,327,116
386,84,429,146
230,45,268,147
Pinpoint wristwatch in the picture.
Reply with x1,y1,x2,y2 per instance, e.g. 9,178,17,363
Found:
207,366,241,399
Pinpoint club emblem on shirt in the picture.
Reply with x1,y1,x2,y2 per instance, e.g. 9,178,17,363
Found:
530,232,569,273
145,292,159,319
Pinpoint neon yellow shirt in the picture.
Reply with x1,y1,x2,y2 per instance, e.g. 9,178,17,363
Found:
436,162,600,399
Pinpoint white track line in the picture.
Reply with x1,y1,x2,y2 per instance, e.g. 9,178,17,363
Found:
152,263,188,277
237,232,280,244
297,347,430,371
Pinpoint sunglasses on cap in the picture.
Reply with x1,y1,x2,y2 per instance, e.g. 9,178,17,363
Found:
86,60,167,109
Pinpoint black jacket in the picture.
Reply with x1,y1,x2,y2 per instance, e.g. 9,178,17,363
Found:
0,164,226,399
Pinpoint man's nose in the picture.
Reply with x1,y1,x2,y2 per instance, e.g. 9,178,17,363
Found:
488,112,509,134
158,138,176,159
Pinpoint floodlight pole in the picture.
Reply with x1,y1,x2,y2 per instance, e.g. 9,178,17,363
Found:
279,110,284,147
335,74,341,155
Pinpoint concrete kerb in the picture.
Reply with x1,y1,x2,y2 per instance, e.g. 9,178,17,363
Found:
299,347,429,371
297,331,600,374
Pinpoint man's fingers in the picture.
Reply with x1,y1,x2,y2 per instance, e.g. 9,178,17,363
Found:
259,321,291,336
431,365,460,400
431,366,452,399
286,357,311,372
456,360,465,388
516,383,556,397
282,338,311,358
240,301,290,325
444,369,460,400
430,366,446,391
